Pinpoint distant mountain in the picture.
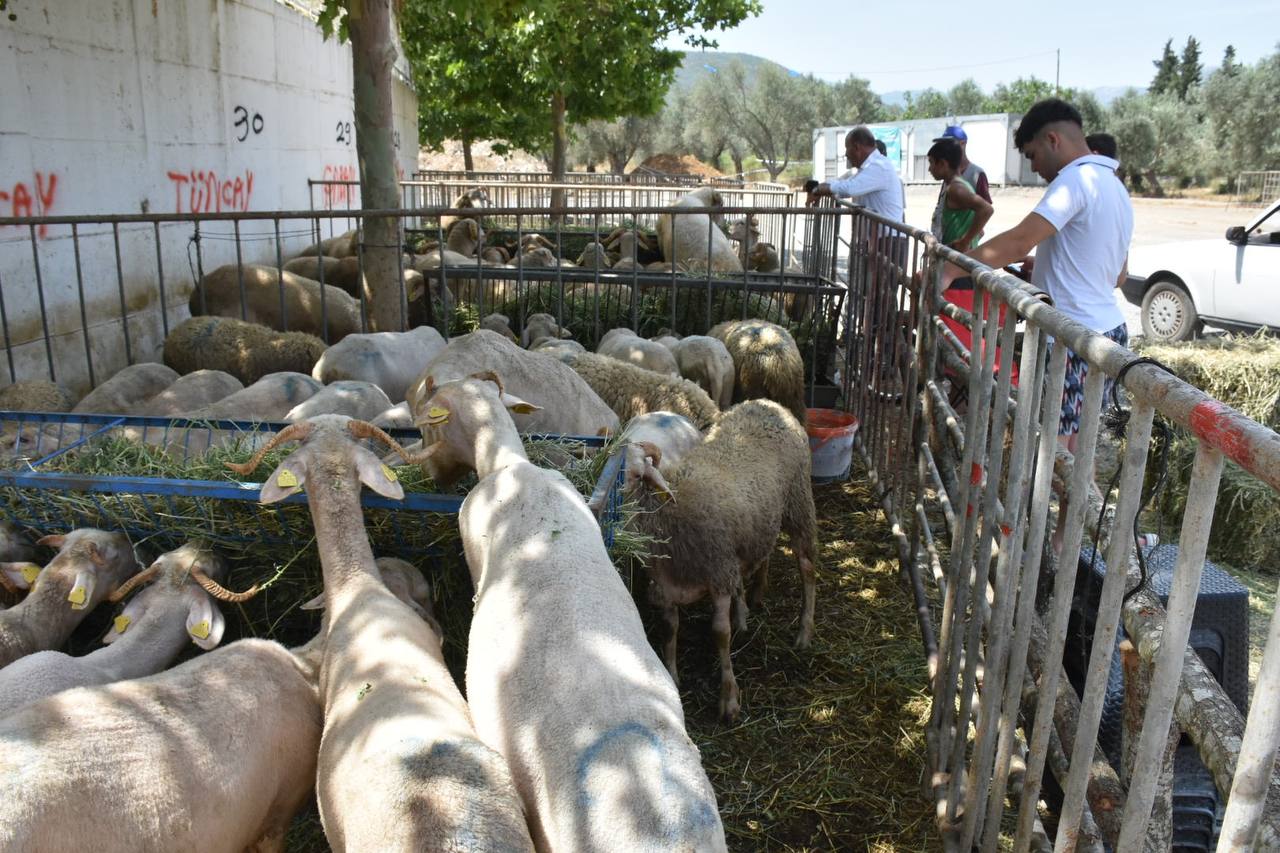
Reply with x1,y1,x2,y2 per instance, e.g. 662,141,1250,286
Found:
670,50,793,95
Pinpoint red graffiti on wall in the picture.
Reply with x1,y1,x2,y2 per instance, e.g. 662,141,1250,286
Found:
321,163,358,208
166,169,255,214
0,172,59,238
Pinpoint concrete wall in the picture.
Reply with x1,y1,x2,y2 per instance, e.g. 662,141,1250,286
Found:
0,0,418,396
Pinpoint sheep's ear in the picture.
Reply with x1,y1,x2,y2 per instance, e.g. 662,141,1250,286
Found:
559,327,573,339
36,534,65,550
86,541,107,569
185,588,226,651
354,445,405,500
638,452,676,503
299,592,325,611
1,561,41,591
260,452,309,504
406,276,424,303
103,594,148,645
500,391,541,415
66,566,97,610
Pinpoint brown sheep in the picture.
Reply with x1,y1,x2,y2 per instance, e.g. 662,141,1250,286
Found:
709,319,807,425
163,316,327,386
188,264,362,343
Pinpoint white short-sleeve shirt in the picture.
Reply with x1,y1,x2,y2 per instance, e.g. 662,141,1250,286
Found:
828,150,905,223
1030,154,1132,332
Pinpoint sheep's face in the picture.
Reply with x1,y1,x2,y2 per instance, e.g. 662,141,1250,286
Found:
412,374,540,486
748,242,780,272
31,530,141,611
622,441,675,502
104,579,226,651
375,557,441,636
256,416,406,506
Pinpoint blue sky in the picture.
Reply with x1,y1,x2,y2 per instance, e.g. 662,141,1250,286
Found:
667,0,1278,95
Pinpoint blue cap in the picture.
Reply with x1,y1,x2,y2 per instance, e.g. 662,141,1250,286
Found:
933,125,967,142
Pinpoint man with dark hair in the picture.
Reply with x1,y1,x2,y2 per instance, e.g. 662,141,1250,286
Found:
805,125,904,223
928,139,993,250
966,97,1132,550
1086,132,1118,158
933,124,991,204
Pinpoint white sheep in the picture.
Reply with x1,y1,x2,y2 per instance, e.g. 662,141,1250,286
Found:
189,263,363,343
657,186,743,273
71,364,179,415
629,399,818,722
0,529,144,670
619,411,703,495
596,327,681,376
413,374,727,851
0,634,323,851
311,325,447,404
406,331,618,457
227,415,535,852
479,312,519,343
187,371,323,422
371,401,414,430
0,542,237,716
285,380,393,423
568,352,719,431
133,370,243,416
528,337,585,363
669,335,736,410
521,312,572,348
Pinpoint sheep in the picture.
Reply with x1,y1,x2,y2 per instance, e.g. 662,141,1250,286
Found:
293,227,359,259
187,372,323,422
650,330,682,350
163,315,328,386
133,369,243,416
619,411,703,495
311,325,446,404
228,416,535,852
657,186,743,273
604,227,659,265
0,542,233,716
372,401,414,430
747,240,780,272
0,528,143,669
575,241,612,269
521,312,573,348
567,352,719,431
629,399,818,722
0,633,322,851
528,337,585,363
479,312,519,343
283,255,362,294
728,213,761,268
285,380,393,423
709,318,808,425
439,187,491,233
406,332,618,477
188,263,362,342
0,380,75,412
445,218,484,257
596,327,681,376
71,364,179,414
0,522,39,608
480,245,510,265
518,245,561,268
669,335,736,409
411,374,727,851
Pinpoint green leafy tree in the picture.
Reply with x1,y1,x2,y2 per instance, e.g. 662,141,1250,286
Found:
946,78,987,115
819,75,886,126
1107,89,1206,193
1204,48,1280,176
1177,36,1202,100
986,77,1057,113
1150,38,1179,95
696,61,816,180
900,88,948,119
1221,44,1240,78
571,114,662,174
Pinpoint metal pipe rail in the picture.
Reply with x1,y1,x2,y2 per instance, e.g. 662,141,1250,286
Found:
835,200,1280,851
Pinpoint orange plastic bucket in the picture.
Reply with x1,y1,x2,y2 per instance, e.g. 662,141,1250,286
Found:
806,408,859,483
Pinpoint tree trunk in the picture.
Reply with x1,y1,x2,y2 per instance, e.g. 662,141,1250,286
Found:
609,151,628,175
347,0,403,333
767,158,787,181
550,91,567,219
462,135,475,177
1144,169,1165,198
731,149,745,179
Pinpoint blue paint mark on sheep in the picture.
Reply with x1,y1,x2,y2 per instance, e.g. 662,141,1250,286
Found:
575,721,720,842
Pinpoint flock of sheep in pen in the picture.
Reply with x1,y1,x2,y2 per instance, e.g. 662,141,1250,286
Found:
0,184,822,851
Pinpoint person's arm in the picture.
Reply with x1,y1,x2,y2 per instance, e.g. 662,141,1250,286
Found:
946,181,994,249
966,212,1057,270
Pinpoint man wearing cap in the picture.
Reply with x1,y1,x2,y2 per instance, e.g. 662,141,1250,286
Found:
934,124,991,203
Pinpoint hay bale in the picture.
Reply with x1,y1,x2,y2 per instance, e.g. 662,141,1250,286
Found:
1138,334,1280,572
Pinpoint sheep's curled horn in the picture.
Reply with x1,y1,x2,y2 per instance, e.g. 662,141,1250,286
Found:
636,441,662,466
190,563,260,603
107,563,162,602
224,421,315,477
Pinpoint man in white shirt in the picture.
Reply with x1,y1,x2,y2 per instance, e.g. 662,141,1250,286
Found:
806,126,905,223
963,98,1133,550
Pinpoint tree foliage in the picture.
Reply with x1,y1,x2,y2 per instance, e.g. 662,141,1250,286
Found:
1151,38,1179,95
570,114,663,173
1177,36,1202,100
946,79,987,115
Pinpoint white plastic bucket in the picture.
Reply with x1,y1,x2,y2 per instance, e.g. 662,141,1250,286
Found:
807,408,859,484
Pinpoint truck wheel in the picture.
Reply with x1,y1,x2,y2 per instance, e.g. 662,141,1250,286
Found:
1141,279,1201,343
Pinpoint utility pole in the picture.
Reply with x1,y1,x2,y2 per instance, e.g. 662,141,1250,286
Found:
1055,49,1060,95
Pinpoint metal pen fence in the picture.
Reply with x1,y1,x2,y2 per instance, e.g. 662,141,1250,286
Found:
410,169,778,189
834,199,1280,851
0,203,847,401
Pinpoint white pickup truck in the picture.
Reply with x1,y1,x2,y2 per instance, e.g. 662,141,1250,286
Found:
1121,198,1280,342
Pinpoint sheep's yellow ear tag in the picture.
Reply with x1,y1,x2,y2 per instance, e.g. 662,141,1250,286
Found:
67,585,87,609
189,619,211,641
113,614,131,634
276,469,298,489
380,464,397,483
424,406,450,425
20,564,40,585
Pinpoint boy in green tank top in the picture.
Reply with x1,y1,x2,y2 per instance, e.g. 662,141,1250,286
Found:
928,139,993,250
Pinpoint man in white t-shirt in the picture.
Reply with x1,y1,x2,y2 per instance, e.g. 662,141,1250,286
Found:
963,98,1133,549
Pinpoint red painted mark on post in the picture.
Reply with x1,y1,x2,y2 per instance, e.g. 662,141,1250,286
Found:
970,463,983,486
0,172,59,238
1000,524,1013,539
166,169,255,214
321,163,358,208
1189,399,1254,469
